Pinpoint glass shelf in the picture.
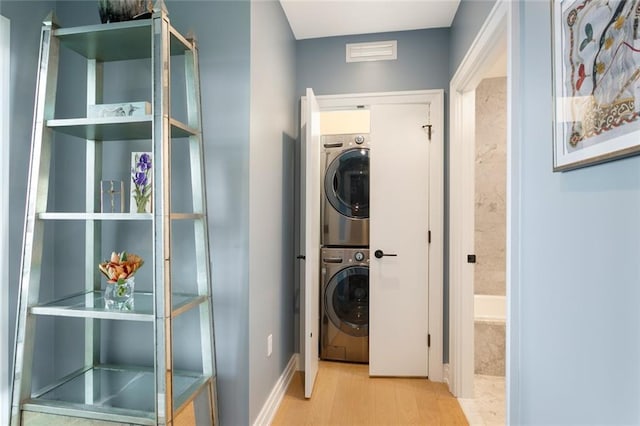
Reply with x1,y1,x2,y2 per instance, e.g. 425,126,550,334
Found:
54,20,192,61
37,212,205,221
23,365,210,425
47,116,197,141
39,212,152,221
30,291,208,321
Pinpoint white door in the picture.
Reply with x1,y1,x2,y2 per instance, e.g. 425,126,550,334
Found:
301,88,321,397
369,103,430,377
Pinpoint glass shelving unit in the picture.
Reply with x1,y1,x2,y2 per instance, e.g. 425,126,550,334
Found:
10,2,218,425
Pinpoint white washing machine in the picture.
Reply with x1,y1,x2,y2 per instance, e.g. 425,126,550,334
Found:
321,134,370,247
320,247,369,363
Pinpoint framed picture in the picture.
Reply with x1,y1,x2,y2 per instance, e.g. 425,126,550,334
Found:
130,152,152,213
552,0,640,171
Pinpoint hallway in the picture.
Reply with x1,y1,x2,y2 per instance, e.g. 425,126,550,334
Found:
272,361,468,425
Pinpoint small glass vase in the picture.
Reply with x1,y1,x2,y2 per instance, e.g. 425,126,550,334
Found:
104,277,135,310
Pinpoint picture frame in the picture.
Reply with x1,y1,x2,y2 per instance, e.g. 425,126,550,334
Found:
551,0,640,171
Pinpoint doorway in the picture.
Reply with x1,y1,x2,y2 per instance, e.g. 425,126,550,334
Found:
448,0,510,423
300,90,444,396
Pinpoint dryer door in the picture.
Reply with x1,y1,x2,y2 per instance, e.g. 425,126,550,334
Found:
325,266,369,337
324,148,369,219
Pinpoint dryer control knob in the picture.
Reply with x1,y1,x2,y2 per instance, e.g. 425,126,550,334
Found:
354,251,365,262
354,135,365,144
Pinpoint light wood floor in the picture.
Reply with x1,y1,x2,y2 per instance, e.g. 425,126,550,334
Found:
271,361,469,425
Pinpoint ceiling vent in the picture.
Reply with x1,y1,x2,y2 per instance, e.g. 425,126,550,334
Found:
346,40,397,63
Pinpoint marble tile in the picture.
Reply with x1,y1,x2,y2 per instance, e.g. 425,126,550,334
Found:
475,374,506,425
458,375,505,426
475,77,507,297
474,321,505,376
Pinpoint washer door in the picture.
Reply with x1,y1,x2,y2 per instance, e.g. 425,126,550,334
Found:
325,148,369,219
325,266,369,337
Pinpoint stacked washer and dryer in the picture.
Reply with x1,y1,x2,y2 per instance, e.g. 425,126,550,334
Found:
320,133,370,363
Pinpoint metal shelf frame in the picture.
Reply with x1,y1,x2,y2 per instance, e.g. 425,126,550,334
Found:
10,2,218,425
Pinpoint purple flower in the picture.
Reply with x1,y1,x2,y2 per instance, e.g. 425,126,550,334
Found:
133,171,148,186
137,153,152,171
131,152,152,213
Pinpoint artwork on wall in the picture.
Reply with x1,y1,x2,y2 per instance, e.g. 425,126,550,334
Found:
552,0,640,171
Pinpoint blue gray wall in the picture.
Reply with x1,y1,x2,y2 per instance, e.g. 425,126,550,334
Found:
510,1,640,423
166,3,251,425
448,0,496,76
296,28,450,97
248,2,296,422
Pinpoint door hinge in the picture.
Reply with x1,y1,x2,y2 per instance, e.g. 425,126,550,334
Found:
428,230,431,244
427,334,431,348
421,124,432,141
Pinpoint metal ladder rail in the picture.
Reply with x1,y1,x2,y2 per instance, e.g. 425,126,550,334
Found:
151,2,174,424
184,34,219,425
10,13,60,426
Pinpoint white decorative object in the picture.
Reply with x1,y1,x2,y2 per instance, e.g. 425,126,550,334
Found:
88,102,151,118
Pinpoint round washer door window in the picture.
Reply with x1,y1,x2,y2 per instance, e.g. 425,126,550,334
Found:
325,148,369,219
325,266,369,337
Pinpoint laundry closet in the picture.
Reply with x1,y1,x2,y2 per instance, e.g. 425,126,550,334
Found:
300,89,444,398
318,111,371,365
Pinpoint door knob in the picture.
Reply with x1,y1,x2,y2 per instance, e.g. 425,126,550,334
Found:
374,249,397,259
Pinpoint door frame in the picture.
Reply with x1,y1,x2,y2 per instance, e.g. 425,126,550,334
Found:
1,14,10,426
300,89,444,382
448,0,513,402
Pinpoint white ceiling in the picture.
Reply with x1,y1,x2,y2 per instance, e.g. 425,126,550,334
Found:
279,0,461,40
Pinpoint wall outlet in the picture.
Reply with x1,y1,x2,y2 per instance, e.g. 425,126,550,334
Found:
267,334,273,357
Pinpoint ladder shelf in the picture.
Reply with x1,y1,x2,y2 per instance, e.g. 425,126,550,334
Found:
10,2,218,424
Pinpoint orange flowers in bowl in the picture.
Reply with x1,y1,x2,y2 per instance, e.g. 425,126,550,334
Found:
98,251,144,284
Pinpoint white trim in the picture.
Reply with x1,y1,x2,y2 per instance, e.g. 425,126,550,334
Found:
252,353,299,426
300,89,444,382
506,2,522,423
0,14,10,426
448,0,509,400
443,363,450,388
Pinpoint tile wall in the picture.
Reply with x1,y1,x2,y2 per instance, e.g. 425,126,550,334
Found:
474,77,507,376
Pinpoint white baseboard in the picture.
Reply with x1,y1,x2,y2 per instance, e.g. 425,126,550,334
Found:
253,353,299,426
443,363,451,390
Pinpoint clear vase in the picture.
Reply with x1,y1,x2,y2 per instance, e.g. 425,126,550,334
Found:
104,277,135,310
